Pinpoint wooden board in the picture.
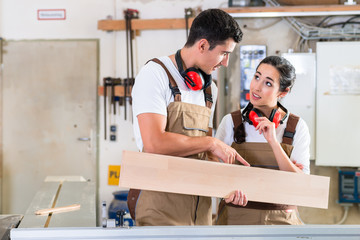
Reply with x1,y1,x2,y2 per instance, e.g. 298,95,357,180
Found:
120,151,330,209
35,204,81,215
98,86,132,97
98,18,194,31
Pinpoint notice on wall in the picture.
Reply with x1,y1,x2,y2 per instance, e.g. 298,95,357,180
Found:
37,9,66,20
329,65,360,95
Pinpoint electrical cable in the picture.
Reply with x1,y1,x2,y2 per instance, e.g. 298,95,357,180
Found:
292,35,301,52
299,38,305,52
342,15,360,28
242,18,282,31
296,211,305,225
317,16,334,27
323,21,360,28
218,1,229,8
335,205,350,225
264,0,360,40
297,204,351,225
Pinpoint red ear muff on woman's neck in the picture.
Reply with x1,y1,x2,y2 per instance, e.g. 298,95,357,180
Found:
270,110,282,128
247,108,282,128
248,108,262,127
243,102,288,129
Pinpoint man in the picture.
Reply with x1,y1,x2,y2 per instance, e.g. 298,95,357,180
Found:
130,8,248,226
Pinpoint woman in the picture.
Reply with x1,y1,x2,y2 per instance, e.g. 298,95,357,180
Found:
215,56,310,225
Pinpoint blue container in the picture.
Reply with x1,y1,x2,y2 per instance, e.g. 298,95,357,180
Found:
108,190,135,226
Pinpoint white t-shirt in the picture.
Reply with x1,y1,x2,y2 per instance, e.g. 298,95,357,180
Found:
132,56,218,151
215,112,310,174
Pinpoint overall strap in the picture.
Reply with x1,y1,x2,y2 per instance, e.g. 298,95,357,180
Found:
231,109,243,130
282,113,299,145
148,58,181,102
148,58,212,109
204,86,213,109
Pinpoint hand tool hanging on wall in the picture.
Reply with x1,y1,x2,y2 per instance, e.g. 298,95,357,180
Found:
184,8,194,40
124,8,139,121
103,77,111,140
111,78,116,115
103,77,123,140
101,10,138,140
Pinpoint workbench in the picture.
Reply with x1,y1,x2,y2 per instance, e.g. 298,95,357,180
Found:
10,177,360,239
10,225,360,240
17,177,96,228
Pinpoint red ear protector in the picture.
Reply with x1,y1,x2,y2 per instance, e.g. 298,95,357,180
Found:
243,102,288,128
175,50,212,91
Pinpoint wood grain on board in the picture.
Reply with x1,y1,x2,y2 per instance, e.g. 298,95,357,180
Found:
120,151,330,209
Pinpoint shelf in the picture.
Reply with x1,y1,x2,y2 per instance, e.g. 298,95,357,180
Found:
98,86,132,97
98,5,360,31
98,17,194,31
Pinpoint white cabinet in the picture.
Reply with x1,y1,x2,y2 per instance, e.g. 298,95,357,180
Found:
316,42,360,167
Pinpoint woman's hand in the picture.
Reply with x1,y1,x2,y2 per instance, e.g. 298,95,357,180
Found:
292,160,304,170
255,117,277,144
225,190,248,206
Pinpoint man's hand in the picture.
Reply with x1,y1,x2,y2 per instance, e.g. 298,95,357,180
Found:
209,138,250,166
225,190,248,206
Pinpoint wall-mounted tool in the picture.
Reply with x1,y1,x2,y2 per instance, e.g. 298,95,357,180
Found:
184,8,195,39
124,9,139,121
103,77,111,140
102,77,122,140
101,77,134,140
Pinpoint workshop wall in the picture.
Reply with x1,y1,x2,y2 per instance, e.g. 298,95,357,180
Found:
223,17,360,224
0,0,226,221
0,1,2,34
1,0,358,225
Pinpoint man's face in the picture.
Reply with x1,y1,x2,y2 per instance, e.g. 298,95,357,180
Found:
198,38,236,75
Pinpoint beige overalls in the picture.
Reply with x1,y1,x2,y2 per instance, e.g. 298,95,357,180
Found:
128,58,213,226
216,109,303,225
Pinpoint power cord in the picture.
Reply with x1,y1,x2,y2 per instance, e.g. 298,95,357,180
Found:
335,203,353,225
297,203,353,225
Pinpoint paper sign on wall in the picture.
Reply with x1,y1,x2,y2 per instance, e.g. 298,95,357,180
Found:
38,9,66,20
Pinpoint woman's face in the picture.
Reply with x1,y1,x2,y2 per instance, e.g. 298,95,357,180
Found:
249,63,286,109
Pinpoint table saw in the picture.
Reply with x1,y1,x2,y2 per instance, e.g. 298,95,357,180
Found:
10,225,360,240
